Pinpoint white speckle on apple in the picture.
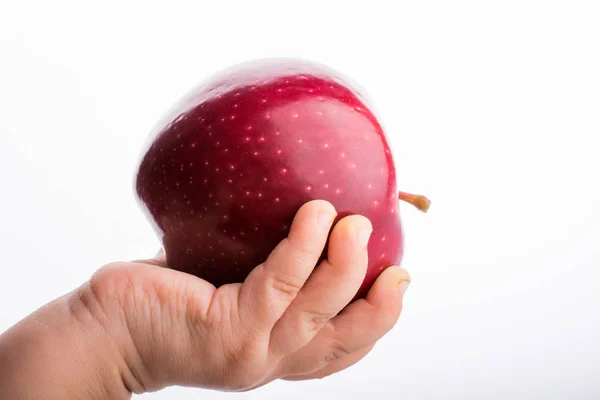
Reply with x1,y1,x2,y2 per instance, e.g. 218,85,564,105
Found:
223,214,229,220
335,188,341,194
227,179,232,183
373,200,379,206
265,114,271,120
323,143,329,148
191,143,196,148
258,137,266,143
263,177,268,182
350,163,356,169
275,197,280,203
244,136,251,142
262,99,267,103
277,88,283,92
230,115,236,120
293,113,299,118
324,183,329,189
204,161,209,165
319,170,324,174
298,139,303,144
253,151,259,156
281,168,288,174
276,149,282,154
258,193,263,198
306,185,313,192
275,131,280,135
340,152,346,158
381,236,386,242
367,183,372,189
233,104,238,108
228,164,236,170
245,191,251,196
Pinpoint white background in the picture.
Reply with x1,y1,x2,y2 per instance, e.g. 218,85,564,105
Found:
1,1,599,399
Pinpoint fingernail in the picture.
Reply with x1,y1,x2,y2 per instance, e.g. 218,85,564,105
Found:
398,280,410,296
356,225,372,248
317,208,335,228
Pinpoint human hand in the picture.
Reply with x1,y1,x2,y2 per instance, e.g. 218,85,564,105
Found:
92,199,412,394
63,200,411,395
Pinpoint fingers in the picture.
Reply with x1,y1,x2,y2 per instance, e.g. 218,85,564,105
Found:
281,345,374,381
277,266,410,376
268,214,372,356
238,200,337,333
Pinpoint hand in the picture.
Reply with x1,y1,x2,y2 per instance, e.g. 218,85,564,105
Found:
82,200,411,394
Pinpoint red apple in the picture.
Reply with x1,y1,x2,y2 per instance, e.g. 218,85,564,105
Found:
134,58,429,299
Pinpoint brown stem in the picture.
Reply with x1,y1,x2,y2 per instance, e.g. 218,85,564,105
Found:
398,191,431,212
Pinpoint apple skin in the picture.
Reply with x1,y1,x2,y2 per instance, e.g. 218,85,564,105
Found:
135,58,403,299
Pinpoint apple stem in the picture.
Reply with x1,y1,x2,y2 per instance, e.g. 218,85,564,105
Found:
398,191,431,212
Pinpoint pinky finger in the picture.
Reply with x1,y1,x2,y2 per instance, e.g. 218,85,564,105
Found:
281,345,375,381
276,266,410,377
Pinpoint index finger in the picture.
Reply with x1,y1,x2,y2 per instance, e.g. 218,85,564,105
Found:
237,200,337,333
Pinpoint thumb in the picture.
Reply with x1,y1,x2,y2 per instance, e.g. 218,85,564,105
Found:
154,247,166,264
129,247,167,267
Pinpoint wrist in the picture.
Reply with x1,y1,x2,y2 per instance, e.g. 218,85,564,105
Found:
0,284,132,400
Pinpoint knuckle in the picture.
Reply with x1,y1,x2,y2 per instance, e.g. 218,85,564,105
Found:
325,340,352,363
268,271,305,300
302,310,332,334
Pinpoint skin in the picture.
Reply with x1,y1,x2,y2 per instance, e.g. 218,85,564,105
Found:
0,200,410,399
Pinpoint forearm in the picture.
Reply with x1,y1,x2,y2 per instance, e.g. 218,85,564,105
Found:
0,289,132,400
